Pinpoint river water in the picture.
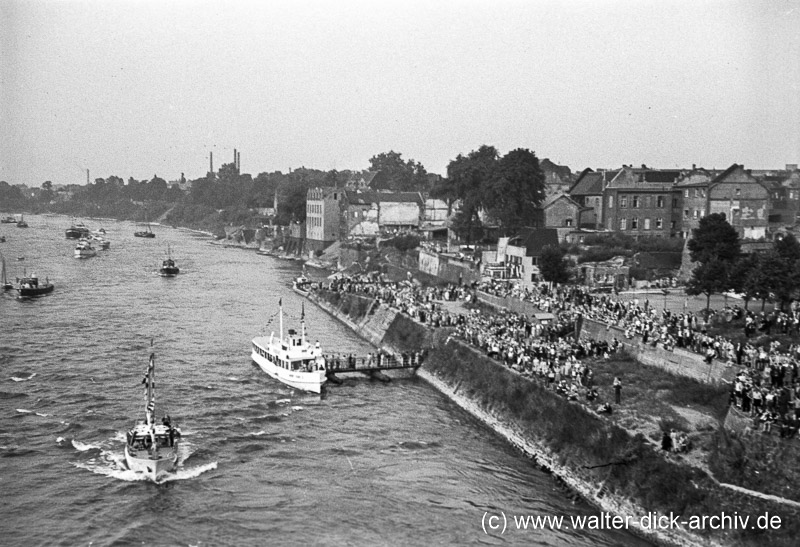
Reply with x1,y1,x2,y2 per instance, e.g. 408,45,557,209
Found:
0,215,650,546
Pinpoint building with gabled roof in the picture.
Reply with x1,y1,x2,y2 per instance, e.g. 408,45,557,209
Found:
569,168,617,229
497,227,560,288
706,164,769,240
602,166,682,239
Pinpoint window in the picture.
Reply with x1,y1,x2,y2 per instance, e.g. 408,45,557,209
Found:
620,218,627,230
620,196,627,208
672,198,678,208
608,196,614,208
699,208,705,217
684,189,690,198
595,197,600,206
699,189,706,198
656,218,663,229
632,196,639,208
671,221,676,230
684,209,690,218
693,210,699,219
631,218,639,229
565,218,573,227
735,188,741,196
657,196,664,208
644,218,651,230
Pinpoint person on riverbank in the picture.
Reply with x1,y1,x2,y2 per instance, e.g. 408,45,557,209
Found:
613,377,622,404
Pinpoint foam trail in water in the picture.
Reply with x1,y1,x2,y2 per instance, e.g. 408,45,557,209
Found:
72,440,101,452
11,373,37,382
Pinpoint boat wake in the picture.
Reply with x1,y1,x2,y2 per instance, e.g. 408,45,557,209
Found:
15,408,50,417
10,373,37,382
70,436,217,483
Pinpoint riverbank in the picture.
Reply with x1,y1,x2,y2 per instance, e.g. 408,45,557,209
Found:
307,288,800,547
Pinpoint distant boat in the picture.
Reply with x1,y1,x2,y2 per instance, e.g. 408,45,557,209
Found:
134,210,156,238
16,215,28,228
1,253,12,290
251,300,327,393
0,236,6,243
16,272,54,297
159,245,179,277
91,234,110,250
124,350,181,481
66,221,91,239
74,239,97,259
1,215,16,224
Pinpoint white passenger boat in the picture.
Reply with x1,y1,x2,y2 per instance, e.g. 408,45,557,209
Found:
124,351,181,481
251,300,327,393
74,239,97,258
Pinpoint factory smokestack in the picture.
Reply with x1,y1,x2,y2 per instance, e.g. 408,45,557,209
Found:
86,169,90,185
234,148,237,168
237,151,241,171
210,152,213,174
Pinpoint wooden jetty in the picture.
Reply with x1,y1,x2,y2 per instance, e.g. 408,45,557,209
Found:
323,351,423,384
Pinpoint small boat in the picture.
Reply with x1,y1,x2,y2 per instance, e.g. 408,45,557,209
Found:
124,351,181,481
1,253,12,290
1,216,17,224
91,235,111,250
159,245,179,277
0,236,6,242
16,272,54,297
251,300,327,393
66,221,91,239
74,239,97,258
134,210,156,238
292,272,312,295
16,215,28,228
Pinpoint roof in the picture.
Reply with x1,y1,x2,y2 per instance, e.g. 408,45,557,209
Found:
508,227,560,256
344,190,423,206
570,169,620,195
542,193,585,210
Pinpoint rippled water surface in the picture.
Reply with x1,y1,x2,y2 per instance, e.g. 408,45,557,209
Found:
0,216,650,546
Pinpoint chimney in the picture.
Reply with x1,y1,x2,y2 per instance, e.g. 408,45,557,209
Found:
234,148,237,168
86,169,89,185
237,151,241,171
210,152,213,174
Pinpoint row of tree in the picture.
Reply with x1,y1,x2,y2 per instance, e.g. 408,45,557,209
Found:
686,213,800,312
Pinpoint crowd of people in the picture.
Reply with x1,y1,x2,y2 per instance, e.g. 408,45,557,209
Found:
313,270,800,443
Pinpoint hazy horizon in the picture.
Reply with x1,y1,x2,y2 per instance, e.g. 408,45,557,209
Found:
2,0,798,186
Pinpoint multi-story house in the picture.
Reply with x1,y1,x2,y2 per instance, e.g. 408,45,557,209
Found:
496,228,560,288
542,193,591,242
602,167,682,238
306,187,342,251
569,168,614,229
706,164,769,240
674,167,717,238
340,191,424,238
762,167,800,237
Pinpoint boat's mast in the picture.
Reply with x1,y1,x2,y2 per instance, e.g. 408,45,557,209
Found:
279,298,283,341
301,302,306,345
146,353,155,427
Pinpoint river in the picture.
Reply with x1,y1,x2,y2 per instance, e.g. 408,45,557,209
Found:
0,215,650,546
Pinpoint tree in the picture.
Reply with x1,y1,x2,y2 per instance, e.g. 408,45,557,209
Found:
775,233,800,263
687,213,740,264
686,258,729,315
539,245,571,286
728,254,759,309
439,145,499,243
368,151,429,192
483,148,546,236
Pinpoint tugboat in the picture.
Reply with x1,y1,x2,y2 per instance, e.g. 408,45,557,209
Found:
134,210,155,238
74,239,97,258
159,245,179,277
16,271,54,297
251,300,327,393
124,350,181,481
16,215,28,228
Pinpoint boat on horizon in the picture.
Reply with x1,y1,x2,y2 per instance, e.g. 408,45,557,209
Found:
1,215,17,224
124,350,181,481
66,221,91,239
15,271,54,297
16,215,28,228
159,245,179,277
134,210,156,238
251,300,327,394
74,240,97,259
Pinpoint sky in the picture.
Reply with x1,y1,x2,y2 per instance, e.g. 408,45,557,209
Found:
1,0,799,186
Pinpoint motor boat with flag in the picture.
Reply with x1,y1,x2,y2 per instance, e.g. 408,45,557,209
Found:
159,245,179,277
124,351,181,481
251,300,327,393
74,239,97,258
